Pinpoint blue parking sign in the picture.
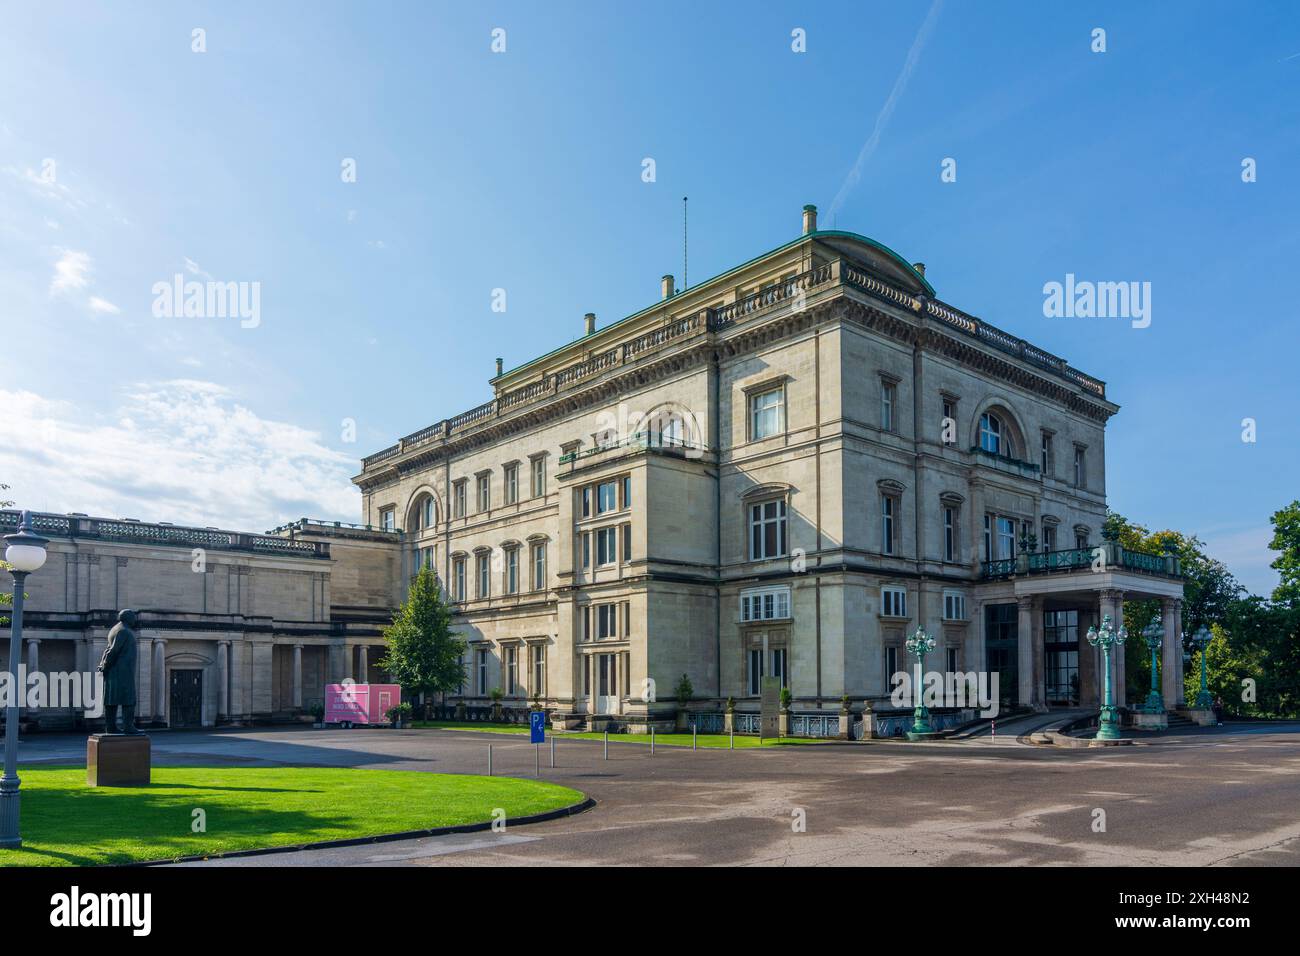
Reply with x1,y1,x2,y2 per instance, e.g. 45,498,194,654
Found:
529,710,546,744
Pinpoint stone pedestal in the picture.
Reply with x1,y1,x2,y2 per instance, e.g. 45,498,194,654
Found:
1131,711,1169,731
1187,708,1217,727
87,734,151,787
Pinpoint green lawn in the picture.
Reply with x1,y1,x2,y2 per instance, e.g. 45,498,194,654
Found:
1,766,584,867
412,721,824,747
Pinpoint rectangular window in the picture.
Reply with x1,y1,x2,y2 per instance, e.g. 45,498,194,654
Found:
379,508,395,531
885,646,898,684
881,380,896,432
1041,432,1054,475
621,475,631,510
532,645,545,696
582,486,591,518
476,475,490,513
1076,531,1089,550
597,603,619,639
506,646,518,696
1074,446,1086,488
771,648,788,690
748,499,787,560
1043,524,1057,551
943,590,966,621
453,557,466,602
881,495,895,555
506,548,519,594
454,481,467,519
597,481,617,514
941,397,956,443
943,506,957,562
750,387,785,440
740,586,792,622
531,542,546,590
531,457,546,497
881,586,907,618
596,526,617,566
945,647,958,674
476,649,489,696
997,517,1016,560
581,531,591,570
622,523,631,563
983,514,992,562
477,552,490,599
504,464,518,505
748,648,764,695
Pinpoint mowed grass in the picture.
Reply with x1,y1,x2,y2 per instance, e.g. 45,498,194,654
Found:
1,766,584,867
412,721,824,747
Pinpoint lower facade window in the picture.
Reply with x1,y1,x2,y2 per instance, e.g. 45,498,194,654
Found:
943,590,966,621
740,586,791,622
881,586,907,618
475,649,489,696
531,645,546,697
748,648,764,695
505,646,518,696
770,647,788,689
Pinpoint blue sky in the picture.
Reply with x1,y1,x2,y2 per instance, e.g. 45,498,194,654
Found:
1,1,1295,595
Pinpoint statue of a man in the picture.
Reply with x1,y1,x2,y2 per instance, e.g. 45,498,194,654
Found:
99,609,141,734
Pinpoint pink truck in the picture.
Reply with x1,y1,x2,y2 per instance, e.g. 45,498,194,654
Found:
324,683,402,726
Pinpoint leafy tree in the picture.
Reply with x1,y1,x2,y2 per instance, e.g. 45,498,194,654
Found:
378,568,465,717
1104,511,1242,700
1,483,12,625
1268,500,1300,604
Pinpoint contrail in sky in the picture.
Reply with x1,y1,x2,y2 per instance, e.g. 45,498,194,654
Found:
828,0,944,227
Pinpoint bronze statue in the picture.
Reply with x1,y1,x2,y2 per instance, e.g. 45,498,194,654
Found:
99,609,141,734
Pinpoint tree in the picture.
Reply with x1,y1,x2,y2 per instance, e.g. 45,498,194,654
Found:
378,568,465,718
1267,500,1300,604
1,483,12,625
1104,511,1243,700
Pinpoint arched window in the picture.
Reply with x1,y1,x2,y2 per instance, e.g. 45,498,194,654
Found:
408,493,437,534
979,412,1012,457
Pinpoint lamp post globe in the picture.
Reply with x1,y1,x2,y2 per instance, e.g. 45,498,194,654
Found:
904,627,936,735
1086,613,1128,741
2,511,49,848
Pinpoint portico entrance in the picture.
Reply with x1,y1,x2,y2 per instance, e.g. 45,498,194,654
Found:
170,669,203,728
984,604,1019,709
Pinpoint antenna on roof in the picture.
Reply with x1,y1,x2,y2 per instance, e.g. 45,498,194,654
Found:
682,196,688,290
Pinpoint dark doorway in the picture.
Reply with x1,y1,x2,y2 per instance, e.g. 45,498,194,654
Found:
985,604,1019,708
170,669,203,728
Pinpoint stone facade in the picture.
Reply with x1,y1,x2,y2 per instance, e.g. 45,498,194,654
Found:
0,512,400,728
353,206,1186,728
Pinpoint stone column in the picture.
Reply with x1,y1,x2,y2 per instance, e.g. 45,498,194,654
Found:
358,645,369,682
1162,598,1183,708
1017,596,1034,709
25,638,38,677
153,639,167,722
137,636,153,723
970,598,985,678
1098,589,1126,709
292,643,304,709
217,641,230,720
1030,595,1046,711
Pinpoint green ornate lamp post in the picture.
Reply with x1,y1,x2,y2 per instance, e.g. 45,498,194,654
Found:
1086,613,1128,741
1189,625,1214,709
905,627,936,735
1141,619,1164,713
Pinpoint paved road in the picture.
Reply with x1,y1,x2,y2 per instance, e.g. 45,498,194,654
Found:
19,724,1300,866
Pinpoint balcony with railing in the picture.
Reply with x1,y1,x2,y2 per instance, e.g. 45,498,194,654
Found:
981,541,1182,581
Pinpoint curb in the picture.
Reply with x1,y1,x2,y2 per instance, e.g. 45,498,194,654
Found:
138,794,596,867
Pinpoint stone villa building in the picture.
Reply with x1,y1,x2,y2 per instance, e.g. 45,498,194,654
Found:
3,205,1185,729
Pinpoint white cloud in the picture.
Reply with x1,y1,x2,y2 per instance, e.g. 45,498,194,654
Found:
0,382,360,531
88,296,120,314
49,248,91,296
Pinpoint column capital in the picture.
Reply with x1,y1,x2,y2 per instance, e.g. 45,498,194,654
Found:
1099,588,1125,603
1016,595,1035,611
24,637,41,646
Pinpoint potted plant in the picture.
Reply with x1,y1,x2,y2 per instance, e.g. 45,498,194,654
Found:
674,673,693,731
778,687,792,737
308,701,325,728
724,695,736,734
386,701,413,729
490,687,504,722
454,698,467,722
